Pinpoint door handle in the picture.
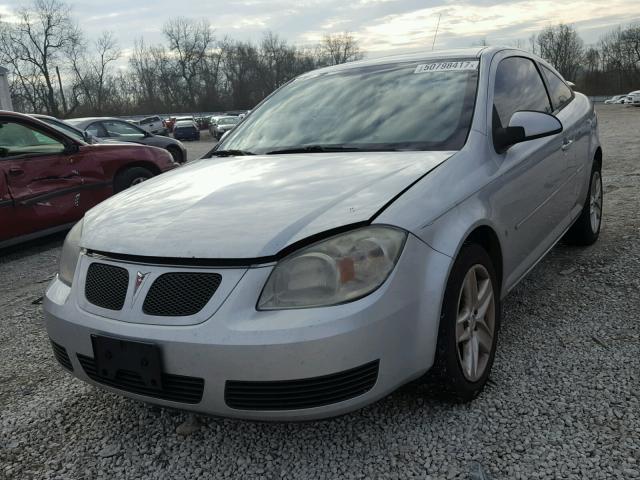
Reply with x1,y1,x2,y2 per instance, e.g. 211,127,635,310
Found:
8,167,24,176
561,139,574,151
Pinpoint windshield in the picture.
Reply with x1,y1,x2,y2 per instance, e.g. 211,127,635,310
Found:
39,118,86,143
217,59,479,154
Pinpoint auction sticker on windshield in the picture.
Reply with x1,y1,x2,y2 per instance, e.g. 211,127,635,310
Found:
414,61,479,74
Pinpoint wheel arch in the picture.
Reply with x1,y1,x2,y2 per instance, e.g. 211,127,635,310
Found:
165,144,184,163
594,146,602,169
461,225,504,294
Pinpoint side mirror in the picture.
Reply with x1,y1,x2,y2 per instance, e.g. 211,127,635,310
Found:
64,142,80,154
494,111,562,153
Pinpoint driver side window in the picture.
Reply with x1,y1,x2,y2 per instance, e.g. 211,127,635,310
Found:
0,121,65,157
493,57,552,129
86,122,107,138
103,120,145,138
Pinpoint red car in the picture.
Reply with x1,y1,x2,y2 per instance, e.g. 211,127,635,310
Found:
0,111,178,248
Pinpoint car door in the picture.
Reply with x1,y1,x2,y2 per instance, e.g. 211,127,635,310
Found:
539,64,588,209
0,117,85,242
102,120,148,143
487,54,568,288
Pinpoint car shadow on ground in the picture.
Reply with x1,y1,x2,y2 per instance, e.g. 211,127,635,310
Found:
0,232,66,264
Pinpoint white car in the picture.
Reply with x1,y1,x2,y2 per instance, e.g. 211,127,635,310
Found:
604,95,626,104
44,47,602,421
137,116,168,135
625,90,640,106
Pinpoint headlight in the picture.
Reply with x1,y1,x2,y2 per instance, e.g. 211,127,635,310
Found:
58,219,84,286
258,226,407,310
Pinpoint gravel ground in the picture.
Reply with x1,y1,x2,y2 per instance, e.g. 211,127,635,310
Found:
1,105,639,480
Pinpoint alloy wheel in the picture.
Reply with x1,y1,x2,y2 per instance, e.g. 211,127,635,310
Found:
589,171,602,233
130,176,148,186
455,264,496,382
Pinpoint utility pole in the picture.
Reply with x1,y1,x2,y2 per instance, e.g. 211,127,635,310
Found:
432,13,442,51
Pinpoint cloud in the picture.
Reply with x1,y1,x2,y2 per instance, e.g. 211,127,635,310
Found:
352,0,640,52
0,0,639,60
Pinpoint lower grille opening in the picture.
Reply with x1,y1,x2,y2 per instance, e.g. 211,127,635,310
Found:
77,354,204,404
225,360,379,410
50,340,73,371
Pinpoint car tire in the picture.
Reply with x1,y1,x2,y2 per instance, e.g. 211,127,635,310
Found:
564,161,602,246
430,244,501,402
167,146,184,164
114,167,154,193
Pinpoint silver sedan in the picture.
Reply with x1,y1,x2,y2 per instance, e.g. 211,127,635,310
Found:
44,46,602,421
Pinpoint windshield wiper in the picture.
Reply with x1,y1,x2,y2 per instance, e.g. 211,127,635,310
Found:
266,145,364,155
210,149,255,157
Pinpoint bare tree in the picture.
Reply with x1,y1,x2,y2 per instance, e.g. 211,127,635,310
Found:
318,32,364,66
0,0,81,116
162,17,213,109
537,24,584,80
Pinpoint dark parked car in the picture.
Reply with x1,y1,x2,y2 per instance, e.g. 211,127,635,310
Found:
0,111,178,248
29,114,100,144
67,117,188,164
172,120,200,141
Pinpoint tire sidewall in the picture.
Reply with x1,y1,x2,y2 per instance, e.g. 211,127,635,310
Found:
114,167,153,193
436,244,501,400
588,167,603,237
167,146,183,164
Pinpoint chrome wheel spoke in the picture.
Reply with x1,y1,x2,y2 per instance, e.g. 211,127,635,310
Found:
475,327,493,353
476,282,492,319
589,171,602,232
464,269,478,308
458,327,472,343
455,263,496,382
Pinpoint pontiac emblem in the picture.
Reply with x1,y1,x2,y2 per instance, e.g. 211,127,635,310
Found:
134,271,150,296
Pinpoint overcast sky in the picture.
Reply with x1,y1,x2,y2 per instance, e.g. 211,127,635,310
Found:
1,0,640,60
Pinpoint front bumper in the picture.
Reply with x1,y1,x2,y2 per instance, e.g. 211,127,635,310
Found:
43,234,450,421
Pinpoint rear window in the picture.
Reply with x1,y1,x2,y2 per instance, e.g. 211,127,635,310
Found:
541,65,573,111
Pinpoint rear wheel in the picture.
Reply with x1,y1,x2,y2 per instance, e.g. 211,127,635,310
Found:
565,162,602,246
431,244,500,402
167,146,184,164
114,167,154,193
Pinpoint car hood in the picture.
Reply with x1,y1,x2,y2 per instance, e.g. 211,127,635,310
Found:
81,151,454,259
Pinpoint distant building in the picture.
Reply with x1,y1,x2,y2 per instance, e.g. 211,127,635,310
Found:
0,66,13,111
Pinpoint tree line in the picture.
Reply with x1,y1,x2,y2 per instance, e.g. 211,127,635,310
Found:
1,1,639,119
0,0,363,117
530,23,640,96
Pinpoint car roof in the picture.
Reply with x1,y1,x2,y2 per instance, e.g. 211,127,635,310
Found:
67,117,123,125
175,120,195,125
309,47,490,74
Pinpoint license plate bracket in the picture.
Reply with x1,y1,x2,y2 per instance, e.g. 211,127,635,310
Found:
92,335,162,390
